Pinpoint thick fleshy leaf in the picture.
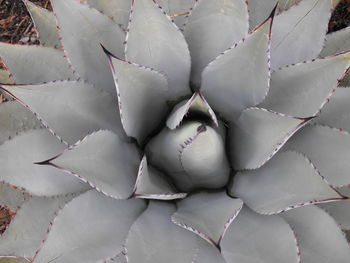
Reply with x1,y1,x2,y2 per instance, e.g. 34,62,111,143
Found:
126,0,191,99
0,195,74,259
315,86,350,131
32,190,146,263
285,124,350,187
318,201,350,230
0,100,41,144
146,121,230,192
0,43,76,83
320,26,350,57
201,17,272,121
0,182,30,209
126,201,200,263
157,0,196,28
172,191,243,246
281,205,350,263
132,156,186,200
183,0,248,86
23,0,60,48
320,26,350,86
0,129,89,196
230,107,308,170
0,69,14,84
84,0,131,30
50,130,140,199
166,92,218,130
105,51,169,143
271,0,332,69
2,81,125,145
231,151,343,214
51,0,125,94
221,206,298,263
261,52,350,117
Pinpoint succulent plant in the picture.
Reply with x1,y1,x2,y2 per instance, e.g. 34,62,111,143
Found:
1,0,350,262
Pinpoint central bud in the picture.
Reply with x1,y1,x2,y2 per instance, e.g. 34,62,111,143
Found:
145,120,230,192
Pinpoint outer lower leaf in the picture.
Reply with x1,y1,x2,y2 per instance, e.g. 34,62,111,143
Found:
281,205,350,263
157,0,196,29
0,69,14,84
146,121,230,192
183,0,248,86
231,151,342,214
0,195,74,259
133,156,186,200
50,130,140,199
166,92,218,130
51,0,125,94
171,191,243,247
0,182,30,209
318,201,350,230
2,81,126,145
23,0,60,48
126,201,201,263
248,0,303,29
221,206,298,263
0,101,41,144
0,43,76,83
285,124,350,187
230,107,308,170
126,0,191,99
315,84,350,131
201,17,272,121
0,129,89,196
85,0,131,30
33,190,146,263
271,0,332,69
106,52,169,143
261,52,350,117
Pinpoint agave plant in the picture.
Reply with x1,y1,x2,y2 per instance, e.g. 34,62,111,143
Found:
0,0,350,262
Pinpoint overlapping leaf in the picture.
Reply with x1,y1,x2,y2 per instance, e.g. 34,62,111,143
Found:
132,156,186,200
0,129,89,196
201,16,272,121
172,191,243,247
262,52,350,117
0,195,74,259
51,0,125,94
50,130,140,199
183,0,249,86
281,205,350,263
0,101,41,144
221,206,299,263
285,124,350,187
230,107,308,170
271,0,332,69
0,43,76,83
105,51,169,143
2,81,126,145
126,0,191,99
32,190,146,263
231,151,343,214
23,0,60,48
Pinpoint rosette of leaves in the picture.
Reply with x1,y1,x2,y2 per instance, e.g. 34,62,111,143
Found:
0,0,350,262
